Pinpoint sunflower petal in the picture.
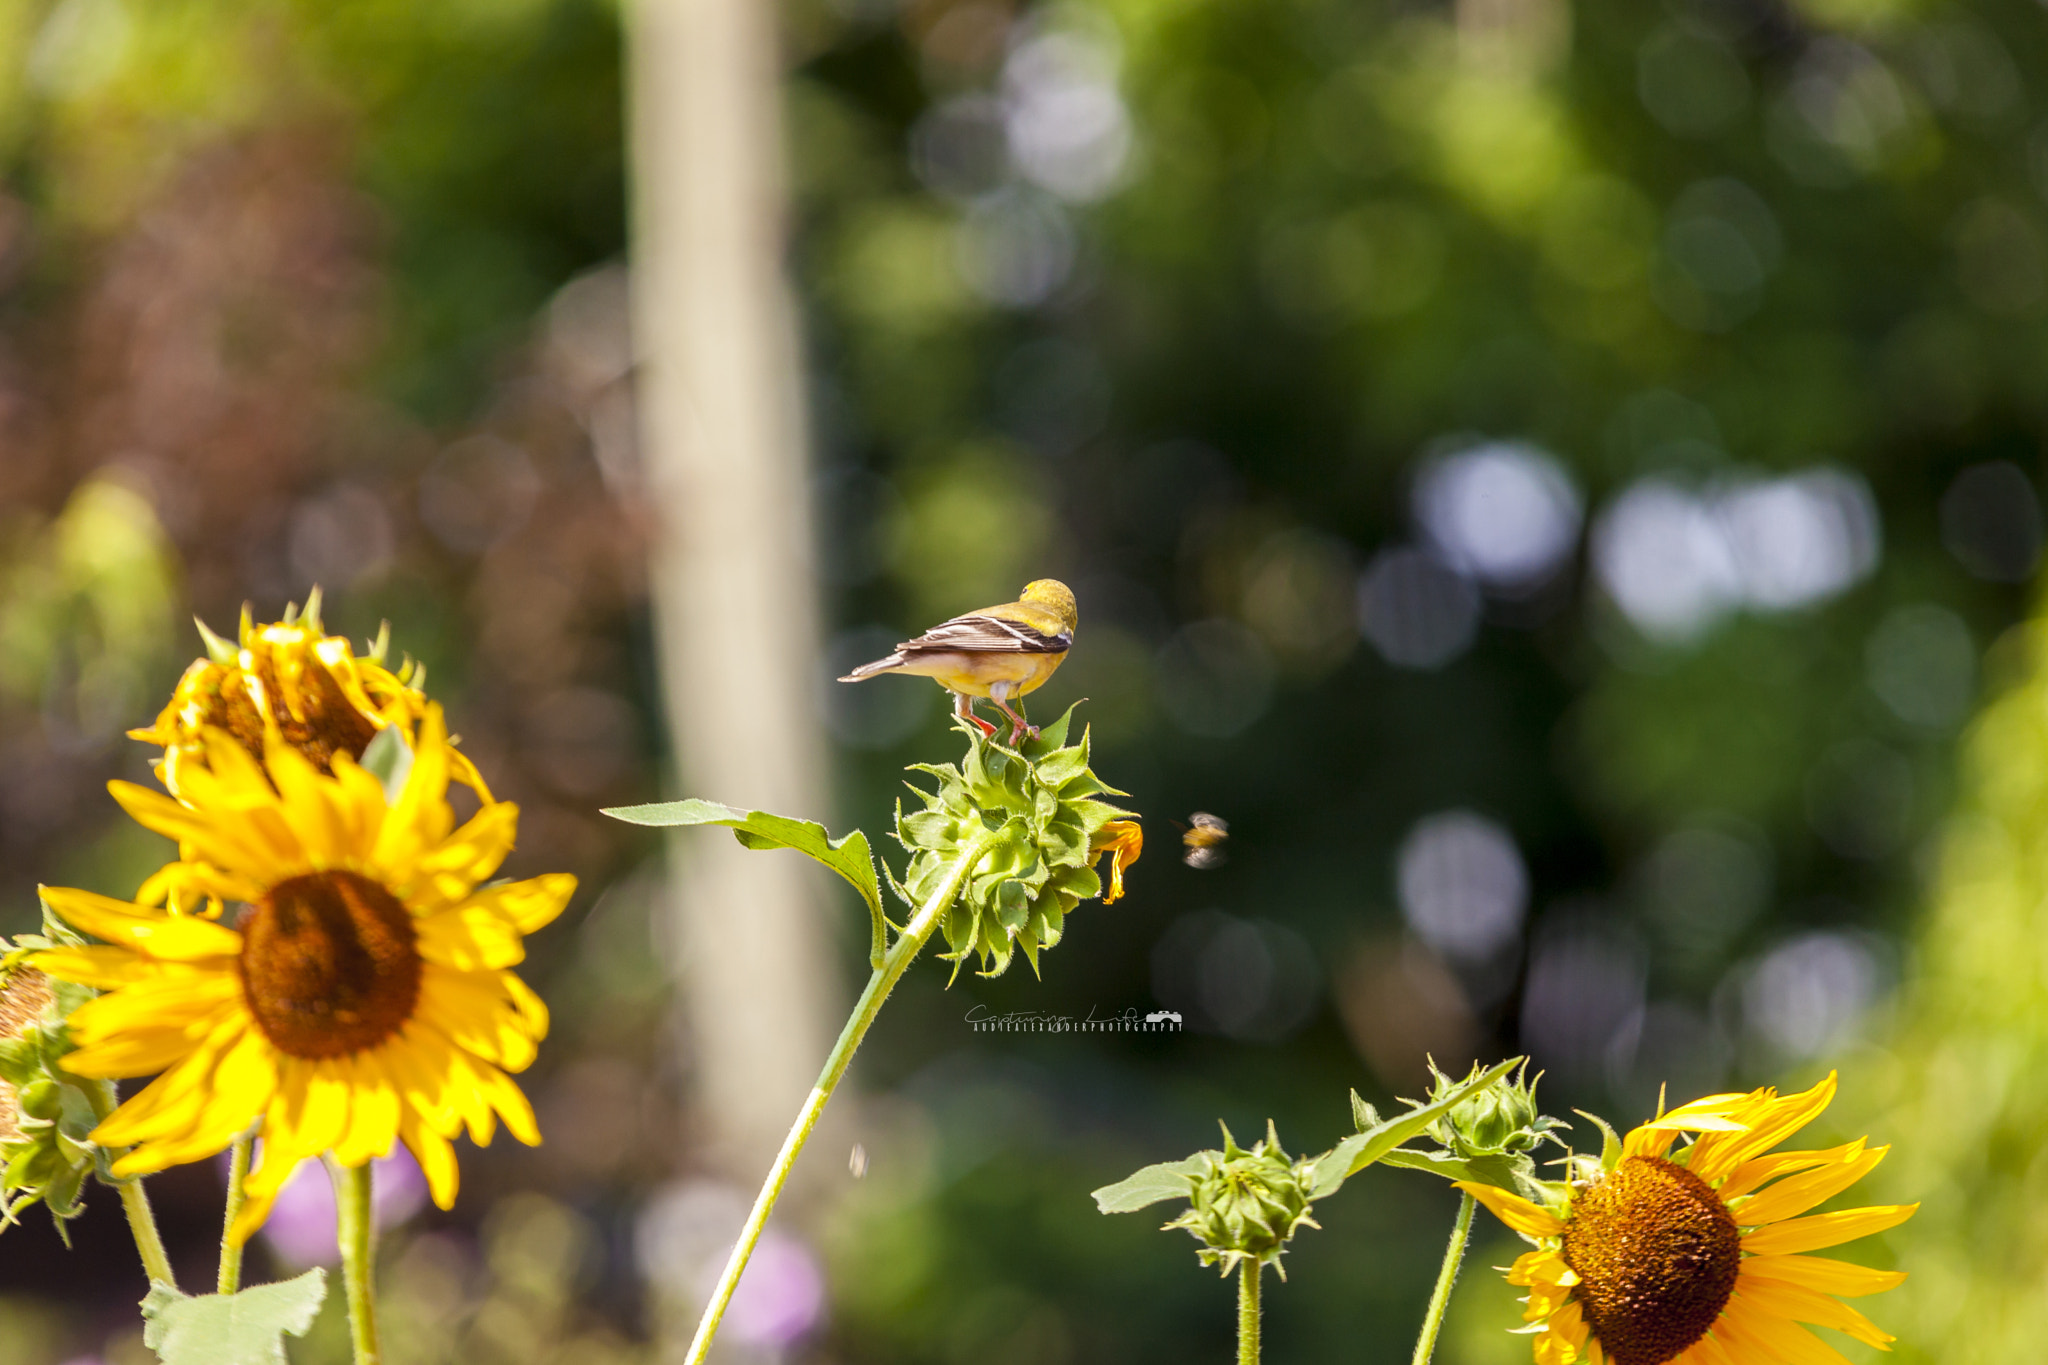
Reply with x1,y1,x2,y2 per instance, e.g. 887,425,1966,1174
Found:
402,802,519,912
1740,1253,1907,1298
38,887,242,961
1733,1270,1895,1349
265,1059,352,1161
1741,1203,1919,1257
332,1053,401,1165
416,905,527,971
89,1014,250,1145
1690,1072,1837,1184
1737,1143,1888,1227
1714,1295,1856,1365
1457,1181,1566,1239
31,945,156,989
1715,1144,1847,1202
399,1108,460,1211
462,873,577,935
1687,1330,1737,1365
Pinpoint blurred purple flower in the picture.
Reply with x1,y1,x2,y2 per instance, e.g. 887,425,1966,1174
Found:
218,1144,429,1266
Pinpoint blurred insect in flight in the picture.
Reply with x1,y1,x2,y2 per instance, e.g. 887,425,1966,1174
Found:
1179,812,1229,869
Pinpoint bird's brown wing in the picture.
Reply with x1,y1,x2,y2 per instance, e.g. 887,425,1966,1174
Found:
897,612,1070,656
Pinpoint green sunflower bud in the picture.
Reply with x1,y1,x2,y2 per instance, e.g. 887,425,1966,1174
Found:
1160,1122,1321,1279
892,705,1136,979
0,947,101,1235
1423,1059,1565,1160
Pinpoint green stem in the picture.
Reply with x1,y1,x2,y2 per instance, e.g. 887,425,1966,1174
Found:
1410,1189,1476,1365
329,1157,380,1365
681,832,994,1365
87,1079,176,1290
1238,1259,1261,1365
217,1134,251,1294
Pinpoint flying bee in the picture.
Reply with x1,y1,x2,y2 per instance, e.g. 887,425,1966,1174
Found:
1178,812,1229,869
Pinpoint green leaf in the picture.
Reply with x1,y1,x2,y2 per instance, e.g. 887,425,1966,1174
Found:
1376,1147,1529,1192
1311,1057,1521,1198
142,1269,327,1365
602,798,889,969
358,727,412,805
1092,1155,1211,1214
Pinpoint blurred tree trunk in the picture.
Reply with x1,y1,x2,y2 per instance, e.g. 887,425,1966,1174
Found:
627,0,840,1189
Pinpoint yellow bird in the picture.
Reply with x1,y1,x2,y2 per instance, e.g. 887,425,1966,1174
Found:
838,579,1077,741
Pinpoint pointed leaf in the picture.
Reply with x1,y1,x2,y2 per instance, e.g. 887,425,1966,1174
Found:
1092,1155,1211,1214
142,1269,328,1365
602,799,887,968
1313,1058,1521,1197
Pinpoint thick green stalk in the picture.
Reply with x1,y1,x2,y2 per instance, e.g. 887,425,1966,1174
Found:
329,1157,381,1365
1410,1190,1476,1365
217,1134,251,1293
682,831,993,1365
1238,1260,1261,1365
87,1079,176,1289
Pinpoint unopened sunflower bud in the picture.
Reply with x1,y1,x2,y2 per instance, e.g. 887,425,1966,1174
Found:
1164,1121,1322,1279
893,704,1137,979
0,958,98,1232
1424,1058,1566,1160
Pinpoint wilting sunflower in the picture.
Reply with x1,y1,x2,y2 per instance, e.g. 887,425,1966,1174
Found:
1460,1073,1915,1365
132,589,487,798
33,706,570,1243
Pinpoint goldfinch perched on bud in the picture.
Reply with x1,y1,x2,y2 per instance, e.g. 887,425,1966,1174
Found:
839,579,1077,740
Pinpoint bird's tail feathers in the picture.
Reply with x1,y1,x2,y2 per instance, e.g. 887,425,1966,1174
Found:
838,653,906,682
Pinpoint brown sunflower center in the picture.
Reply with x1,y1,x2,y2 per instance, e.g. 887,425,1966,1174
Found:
1560,1155,1741,1365
238,872,420,1059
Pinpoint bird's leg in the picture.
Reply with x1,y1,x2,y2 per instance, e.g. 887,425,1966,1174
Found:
988,685,1037,743
953,690,998,737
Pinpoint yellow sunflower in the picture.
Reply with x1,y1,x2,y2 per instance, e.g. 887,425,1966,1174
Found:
132,589,487,798
1460,1073,1915,1365
32,705,570,1244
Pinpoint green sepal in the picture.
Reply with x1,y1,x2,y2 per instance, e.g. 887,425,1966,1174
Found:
602,798,891,970
142,1268,328,1365
1575,1109,1624,1172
